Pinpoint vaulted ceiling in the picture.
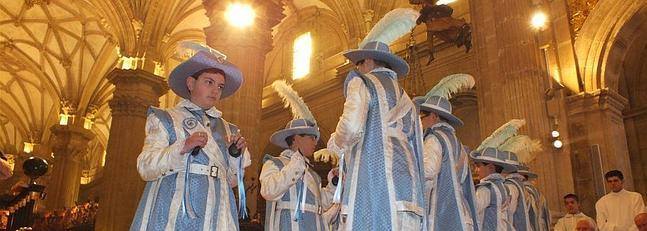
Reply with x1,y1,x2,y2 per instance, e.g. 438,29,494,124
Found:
0,0,419,180
0,0,210,175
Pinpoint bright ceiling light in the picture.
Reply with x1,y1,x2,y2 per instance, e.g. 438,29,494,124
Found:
553,140,563,149
436,0,456,5
530,11,548,30
225,3,255,28
551,130,560,138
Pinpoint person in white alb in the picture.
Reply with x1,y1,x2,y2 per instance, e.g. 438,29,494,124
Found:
576,219,597,231
595,170,646,231
554,194,595,231
635,213,647,231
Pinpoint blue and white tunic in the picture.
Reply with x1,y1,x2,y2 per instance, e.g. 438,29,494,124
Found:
328,68,426,230
475,173,513,231
130,99,251,231
505,173,532,231
260,150,335,231
523,182,550,231
424,122,478,231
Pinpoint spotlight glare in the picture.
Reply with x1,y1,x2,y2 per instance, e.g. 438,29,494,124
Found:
553,139,563,149
436,0,456,5
530,11,548,30
225,3,255,28
551,130,560,138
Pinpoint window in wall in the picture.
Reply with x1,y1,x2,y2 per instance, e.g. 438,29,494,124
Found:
292,32,313,80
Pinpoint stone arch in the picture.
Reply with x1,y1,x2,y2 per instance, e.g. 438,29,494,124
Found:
575,0,647,92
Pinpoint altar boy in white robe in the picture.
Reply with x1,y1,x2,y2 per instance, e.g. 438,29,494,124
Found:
596,169,645,231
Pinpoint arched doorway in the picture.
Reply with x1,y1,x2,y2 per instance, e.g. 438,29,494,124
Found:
598,4,647,198
575,0,647,198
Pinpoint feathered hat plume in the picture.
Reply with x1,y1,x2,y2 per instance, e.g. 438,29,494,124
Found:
359,8,420,47
475,119,526,152
176,41,227,61
425,73,475,99
271,80,316,123
498,135,542,164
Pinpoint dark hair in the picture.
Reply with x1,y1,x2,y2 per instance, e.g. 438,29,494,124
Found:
355,59,392,70
564,193,579,202
494,165,504,174
420,110,431,118
374,59,392,69
285,133,317,147
285,135,295,147
605,170,624,181
191,68,226,79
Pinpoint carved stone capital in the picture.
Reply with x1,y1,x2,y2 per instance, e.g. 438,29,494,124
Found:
566,89,628,124
107,69,168,118
49,124,95,161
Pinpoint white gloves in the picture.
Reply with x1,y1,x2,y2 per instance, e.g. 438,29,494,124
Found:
314,148,339,165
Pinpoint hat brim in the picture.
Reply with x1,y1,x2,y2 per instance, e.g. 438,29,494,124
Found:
518,170,538,179
419,103,464,127
169,52,243,100
343,49,409,77
270,127,320,149
470,152,518,172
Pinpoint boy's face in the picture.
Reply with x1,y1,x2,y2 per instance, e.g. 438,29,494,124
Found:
292,134,318,158
605,176,623,193
186,72,225,109
564,197,580,214
474,162,494,179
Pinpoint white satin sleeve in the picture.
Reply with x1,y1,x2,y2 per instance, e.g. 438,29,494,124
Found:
327,77,370,155
136,114,187,181
423,135,442,181
475,187,490,228
320,169,337,210
506,183,519,215
259,158,305,201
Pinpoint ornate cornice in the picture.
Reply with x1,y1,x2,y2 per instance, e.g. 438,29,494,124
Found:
566,88,628,123
50,124,95,161
566,0,600,39
106,69,168,118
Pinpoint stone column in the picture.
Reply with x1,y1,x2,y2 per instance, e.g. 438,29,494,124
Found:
95,69,168,231
45,124,94,209
469,0,575,211
202,0,284,216
565,89,632,215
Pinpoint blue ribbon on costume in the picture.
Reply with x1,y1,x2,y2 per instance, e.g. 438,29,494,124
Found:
332,152,344,203
293,179,305,221
183,154,198,219
237,155,248,219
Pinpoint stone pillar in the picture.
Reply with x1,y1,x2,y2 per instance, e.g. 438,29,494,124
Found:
202,0,284,216
95,69,167,231
469,0,575,212
565,89,631,216
45,124,94,209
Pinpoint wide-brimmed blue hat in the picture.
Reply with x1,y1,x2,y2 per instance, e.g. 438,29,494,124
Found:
414,95,464,127
517,163,538,179
470,147,518,172
343,41,409,77
270,119,320,149
502,152,521,173
169,50,243,99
